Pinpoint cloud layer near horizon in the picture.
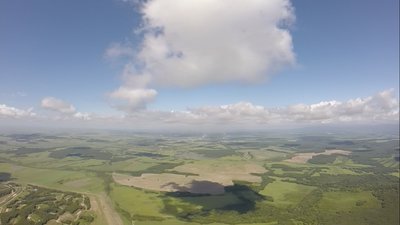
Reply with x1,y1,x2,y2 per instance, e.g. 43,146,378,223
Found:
1,90,398,129
40,97,91,120
108,0,295,112
126,89,399,126
0,104,35,118
41,97,76,114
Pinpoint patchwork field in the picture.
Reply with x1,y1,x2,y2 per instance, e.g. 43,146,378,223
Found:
171,161,267,185
285,149,351,163
113,161,267,195
0,131,398,225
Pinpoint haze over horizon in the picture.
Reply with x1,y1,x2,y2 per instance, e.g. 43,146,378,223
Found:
0,0,399,130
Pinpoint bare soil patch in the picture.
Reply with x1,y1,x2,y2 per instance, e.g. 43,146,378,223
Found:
113,162,267,194
172,162,266,185
285,149,351,163
88,194,123,225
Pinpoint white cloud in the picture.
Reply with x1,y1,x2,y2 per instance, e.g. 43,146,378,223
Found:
109,87,157,111
281,89,399,123
121,89,399,127
188,102,269,123
2,90,398,129
40,97,93,121
41,97,76,114
120,63,153,88
109,0,295,111
0,104,35,118
137,0,295,87
104,42,135,60
119,0,140,3
55,89,399,128
73,112,92,121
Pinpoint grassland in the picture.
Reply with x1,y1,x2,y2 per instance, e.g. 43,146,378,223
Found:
110,184,166,218
260,178,316,207
319,191,380,212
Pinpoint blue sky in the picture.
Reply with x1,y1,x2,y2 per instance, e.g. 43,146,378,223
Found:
0,0,398,129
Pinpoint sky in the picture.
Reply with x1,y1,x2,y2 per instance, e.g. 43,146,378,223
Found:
0,0,399,130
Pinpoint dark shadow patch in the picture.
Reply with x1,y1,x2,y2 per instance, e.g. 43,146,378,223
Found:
132,152,166,158
8,147,51,155
163,180,225,195
87,139,110,143
308,154,337,164
109,156,135,163
129,162,183,176
164,183,266,216
49,147,112,160
219,184,266,213
6,133,61,142
329,140,355,145
0,172,11,182
195,149,236,158
66,153,82,157
281,143,300,147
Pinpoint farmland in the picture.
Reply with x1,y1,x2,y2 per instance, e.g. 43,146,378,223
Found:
0,129,399,225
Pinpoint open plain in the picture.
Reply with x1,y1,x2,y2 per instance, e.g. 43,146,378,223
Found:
0,130,398,225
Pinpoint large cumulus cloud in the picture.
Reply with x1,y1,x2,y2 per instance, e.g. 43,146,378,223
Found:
108,0,296,112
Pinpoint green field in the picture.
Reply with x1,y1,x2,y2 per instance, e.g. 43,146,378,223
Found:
319,191,380,212
110,184,167,219
260,179,316,207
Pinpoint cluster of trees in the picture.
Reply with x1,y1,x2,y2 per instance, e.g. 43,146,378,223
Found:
308,154,337,164
0,185,93,225
83,196,91,209
0,186,12,197
63,211,95,225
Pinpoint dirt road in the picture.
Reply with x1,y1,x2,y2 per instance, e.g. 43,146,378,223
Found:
90,193,124,225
